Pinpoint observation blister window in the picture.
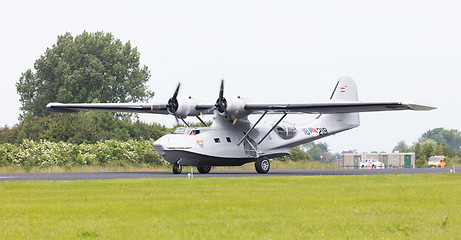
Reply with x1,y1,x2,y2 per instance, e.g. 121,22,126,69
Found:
275,122,297,139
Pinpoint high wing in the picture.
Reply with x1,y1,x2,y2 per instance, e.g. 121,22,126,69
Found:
46,82,216,117
46,77,436,119
46,102,216,115
244,101,435,114
46,101,434,115
244,76,435,114
46,103,170,114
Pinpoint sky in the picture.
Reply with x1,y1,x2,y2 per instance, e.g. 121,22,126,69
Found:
1,0,460,153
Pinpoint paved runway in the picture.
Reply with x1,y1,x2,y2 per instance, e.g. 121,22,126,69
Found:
0,168,452,181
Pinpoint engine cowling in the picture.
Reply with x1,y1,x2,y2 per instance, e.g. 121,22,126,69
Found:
170,97,200,119
217,96,250,121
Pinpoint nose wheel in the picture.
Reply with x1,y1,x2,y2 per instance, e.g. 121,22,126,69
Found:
255,157,270,174
172,163,182,174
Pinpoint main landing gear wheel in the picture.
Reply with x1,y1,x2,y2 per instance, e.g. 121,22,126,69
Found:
172,163,182,174
255,157,270,174
197,166,212,174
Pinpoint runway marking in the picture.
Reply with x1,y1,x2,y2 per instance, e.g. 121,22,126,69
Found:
0,177,14,179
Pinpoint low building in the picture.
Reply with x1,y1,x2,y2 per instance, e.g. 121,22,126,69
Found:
341,152,415,169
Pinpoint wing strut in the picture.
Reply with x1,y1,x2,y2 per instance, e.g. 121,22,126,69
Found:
257,112,288,145
180,118,190,127
196,116,208,127
237,111,267,146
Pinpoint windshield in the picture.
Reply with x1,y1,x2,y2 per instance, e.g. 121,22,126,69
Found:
173,127,187,134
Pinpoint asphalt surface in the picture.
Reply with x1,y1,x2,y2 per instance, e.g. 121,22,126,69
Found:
0,168,453,181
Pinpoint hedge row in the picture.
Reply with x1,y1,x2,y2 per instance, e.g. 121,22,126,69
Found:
0,139,166,169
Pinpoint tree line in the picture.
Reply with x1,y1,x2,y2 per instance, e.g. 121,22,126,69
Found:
393,128,461,167
0,112,171,145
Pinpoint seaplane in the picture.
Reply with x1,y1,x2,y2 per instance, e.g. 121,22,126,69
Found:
47,76,435,174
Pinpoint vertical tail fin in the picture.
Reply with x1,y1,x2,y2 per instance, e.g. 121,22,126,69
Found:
280,76,361,149
317,76,360,131
330,76,358,101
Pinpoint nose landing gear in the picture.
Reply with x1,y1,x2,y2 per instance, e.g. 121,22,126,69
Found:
172,163,182,174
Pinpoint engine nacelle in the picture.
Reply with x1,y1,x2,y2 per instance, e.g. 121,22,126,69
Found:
174,97,201,119
218,96,250,120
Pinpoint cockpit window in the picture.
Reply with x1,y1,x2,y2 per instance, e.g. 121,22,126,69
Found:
173,127,187,134
189,129,200,135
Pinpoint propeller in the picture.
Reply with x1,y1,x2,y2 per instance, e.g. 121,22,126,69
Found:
166,83,181,114
166,82,186,126
215,79,227,114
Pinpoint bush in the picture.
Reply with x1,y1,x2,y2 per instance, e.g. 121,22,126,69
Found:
0,139,167,169
0,112,172,145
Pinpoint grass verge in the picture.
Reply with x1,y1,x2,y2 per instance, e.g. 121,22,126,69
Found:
0,160,339,173
1,174,460,239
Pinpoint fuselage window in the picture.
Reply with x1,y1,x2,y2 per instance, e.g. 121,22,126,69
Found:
214,138,221,143
226,137,232,142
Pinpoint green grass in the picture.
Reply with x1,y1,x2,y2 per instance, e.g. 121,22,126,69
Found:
0,160,339,173
1,174,460,239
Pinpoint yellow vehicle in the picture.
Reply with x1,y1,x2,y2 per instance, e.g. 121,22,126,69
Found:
428,156,446,168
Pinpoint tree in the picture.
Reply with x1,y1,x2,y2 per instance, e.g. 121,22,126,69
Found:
393,128,461,167
275,146,312,162
420,128,461,151
16,31,153,118
413,139,437,167
0,111,172,145
300,142,333,162
392,140,410,153
289,147,313,162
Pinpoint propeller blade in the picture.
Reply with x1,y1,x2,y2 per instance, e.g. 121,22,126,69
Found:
219,79,224,99
173,82,181,99
215,79,227,114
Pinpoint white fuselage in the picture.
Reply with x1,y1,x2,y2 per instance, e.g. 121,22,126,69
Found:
153,112,359,167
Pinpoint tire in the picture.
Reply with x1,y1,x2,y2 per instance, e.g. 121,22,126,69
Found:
172,163,182,174
197,166,211,174
255,158,270,174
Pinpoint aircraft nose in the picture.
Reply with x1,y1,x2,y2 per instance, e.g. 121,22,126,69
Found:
153,137,167,155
